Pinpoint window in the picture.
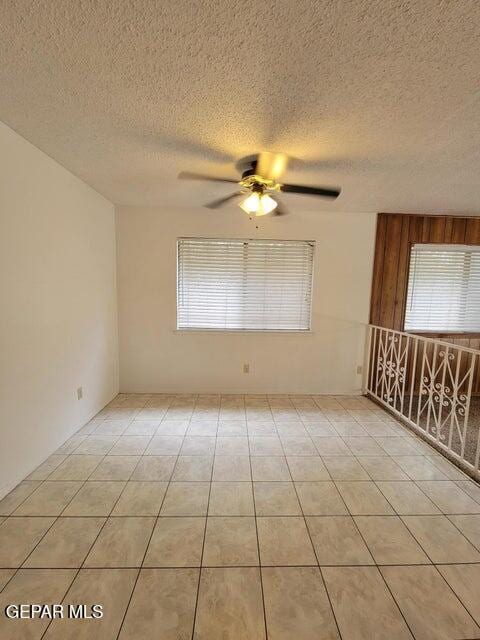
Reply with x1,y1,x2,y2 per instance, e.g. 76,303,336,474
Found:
177,238,314,331
404,244,480,333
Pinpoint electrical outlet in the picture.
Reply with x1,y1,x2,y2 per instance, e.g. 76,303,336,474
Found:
243,363,250,374
77,386,83,400
356,365,363,375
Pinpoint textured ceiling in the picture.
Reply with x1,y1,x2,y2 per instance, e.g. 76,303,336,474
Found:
1,0,480,213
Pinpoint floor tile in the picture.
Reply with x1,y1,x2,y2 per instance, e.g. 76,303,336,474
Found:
455,480,480,503
307,516,374,565
336,481,395,515
203,516,259,566
84,517,155,567
111,482,167,516
304,422,338,436
94,419,130,436
375,437,420,456
354,515,430,564
286,456,330,480
26,454,67,480
376,481,440,514
312,437,351,456
130,456,176,481
0,481,41,515
108,435,151,455
89,456,139,481
194,567,265,640
144,517,205,567
161,482,210,516
155,420,189,436
217,421,247,436
62,481,125,516
212,455,251,481
23,517,105,567
216,436,249,455
425,454,468,480
280,437,317,456
0,568,15,590
262,567,340,640
0,517,55,567
181,437,216,456
172,456,213,481
322,457,370,481
391,456,448,480
145,436,183,455
124,420,159,436
416,480,480,514
448,514,480,549
343,436,386,456
44,568,138,640
74,435,118,455
360,421,404,437
437,564,480,625
254,482,301,515
0,569,76,640
247,421,277,436
55,435,87,454
119,568,198,639
322,566,413,640
13,481,82,516
295,482,348,515
357,457,409,480
275,423,308,437
257,516,316,566
76,420,101,435
402,515,480,563
249,436,283,456
188,422,218,436
209,482,254,515
332,422,367,437
381,565,480,640
251,457,291,481
48,455,104,480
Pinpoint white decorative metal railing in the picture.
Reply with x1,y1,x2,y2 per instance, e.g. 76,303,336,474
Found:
364,325,480,479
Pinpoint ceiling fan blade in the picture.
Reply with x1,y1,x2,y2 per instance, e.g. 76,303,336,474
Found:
204,192,243,209
280,183,341,198
178,171,238,183
256,152,288,181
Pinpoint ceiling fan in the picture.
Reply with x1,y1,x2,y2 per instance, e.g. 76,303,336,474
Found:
178,152,341,216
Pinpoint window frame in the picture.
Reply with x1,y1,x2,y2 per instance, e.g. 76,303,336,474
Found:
402,242,480,337
175,236,315,333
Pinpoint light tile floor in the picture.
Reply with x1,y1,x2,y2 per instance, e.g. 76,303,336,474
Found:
1,393,480,639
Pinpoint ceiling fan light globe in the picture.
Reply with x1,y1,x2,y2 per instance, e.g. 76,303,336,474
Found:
239,192,277,216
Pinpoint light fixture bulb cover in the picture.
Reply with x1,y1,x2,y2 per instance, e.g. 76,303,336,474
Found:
239,192,278,216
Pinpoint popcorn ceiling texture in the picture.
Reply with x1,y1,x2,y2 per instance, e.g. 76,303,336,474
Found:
1,0,480,212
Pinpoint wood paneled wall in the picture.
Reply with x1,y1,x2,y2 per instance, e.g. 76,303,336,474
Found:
369,213,480,396
370,213,480,333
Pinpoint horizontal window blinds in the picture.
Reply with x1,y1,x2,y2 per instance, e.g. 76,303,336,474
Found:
177,238,314,330
404,243,480,332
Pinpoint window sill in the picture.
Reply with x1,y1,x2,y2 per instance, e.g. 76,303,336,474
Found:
174,328,314,335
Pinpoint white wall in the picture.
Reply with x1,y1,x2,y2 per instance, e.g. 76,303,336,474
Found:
116,205,377,395
0,122,118,497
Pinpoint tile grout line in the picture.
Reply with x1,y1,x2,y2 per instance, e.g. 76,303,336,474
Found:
249,407,269,640
113,394,178,640
283,446,345,640
189,397,220,640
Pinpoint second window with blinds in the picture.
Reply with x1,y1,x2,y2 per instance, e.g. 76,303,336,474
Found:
177,238,314,331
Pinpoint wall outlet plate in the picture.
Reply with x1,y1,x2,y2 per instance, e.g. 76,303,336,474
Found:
356,365,363,375
77,387,83,400
243,364,250,374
